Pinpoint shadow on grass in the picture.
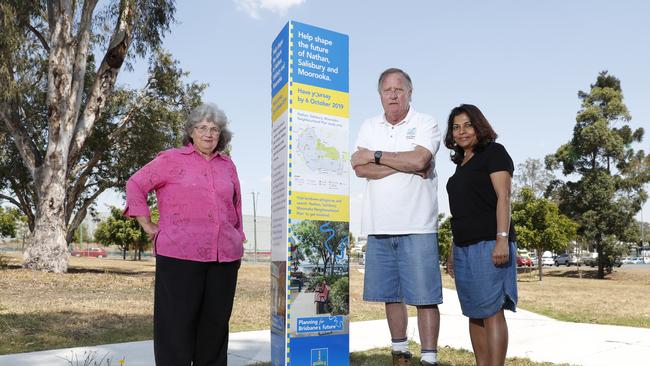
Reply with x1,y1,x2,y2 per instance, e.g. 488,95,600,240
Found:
3,262,153,276
516,266,618,281
542,268,614,280
65,267,152,275
0,311,152,355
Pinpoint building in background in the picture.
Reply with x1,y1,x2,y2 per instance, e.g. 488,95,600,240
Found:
242,214,271,254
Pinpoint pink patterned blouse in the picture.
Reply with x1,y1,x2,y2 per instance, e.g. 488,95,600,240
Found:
124,144,245,262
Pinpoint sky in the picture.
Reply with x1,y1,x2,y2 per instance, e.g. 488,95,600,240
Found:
101,0,650,236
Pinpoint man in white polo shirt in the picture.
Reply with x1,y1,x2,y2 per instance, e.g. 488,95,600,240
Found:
351,68,442,366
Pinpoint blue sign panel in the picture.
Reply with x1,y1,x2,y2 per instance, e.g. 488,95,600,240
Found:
272,22,289,97
290,334,349,366
290,21,349,93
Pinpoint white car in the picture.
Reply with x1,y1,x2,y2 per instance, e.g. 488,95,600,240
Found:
541,256,554,266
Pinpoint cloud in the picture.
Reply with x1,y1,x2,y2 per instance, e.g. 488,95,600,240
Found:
234,0,306,19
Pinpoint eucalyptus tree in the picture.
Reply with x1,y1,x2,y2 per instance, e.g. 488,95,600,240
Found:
546,71,649,278
513,158,554,199
0,0,204,272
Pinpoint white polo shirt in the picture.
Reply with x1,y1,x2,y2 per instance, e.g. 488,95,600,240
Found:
355,107,440,235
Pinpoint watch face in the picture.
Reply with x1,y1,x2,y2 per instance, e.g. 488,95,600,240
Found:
374,151,382,159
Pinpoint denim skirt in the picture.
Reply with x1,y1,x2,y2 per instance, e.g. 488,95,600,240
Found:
453,240,518,319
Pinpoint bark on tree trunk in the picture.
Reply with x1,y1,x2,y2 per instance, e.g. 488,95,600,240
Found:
23,166,69,272
596,237,605,279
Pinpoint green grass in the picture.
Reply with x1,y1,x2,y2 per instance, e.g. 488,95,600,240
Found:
1,253,648,365
252,342,568,366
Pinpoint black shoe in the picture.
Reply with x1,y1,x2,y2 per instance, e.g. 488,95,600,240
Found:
391,350,412,366
420,360,438,366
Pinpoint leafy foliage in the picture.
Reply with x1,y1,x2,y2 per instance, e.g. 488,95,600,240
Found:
328,277,349,315
71,223,90,244
93,206,154,260
292,220,349,276
545,71,650,278
512,187,578,279
0,206,21,237
437,213,452,262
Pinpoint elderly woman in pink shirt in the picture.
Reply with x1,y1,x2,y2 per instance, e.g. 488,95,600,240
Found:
125,103,245,366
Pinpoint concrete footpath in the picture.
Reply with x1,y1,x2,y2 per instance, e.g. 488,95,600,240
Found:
1,288,649,366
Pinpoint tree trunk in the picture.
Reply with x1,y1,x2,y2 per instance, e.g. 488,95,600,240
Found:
596,237,605,279
23,164,69,273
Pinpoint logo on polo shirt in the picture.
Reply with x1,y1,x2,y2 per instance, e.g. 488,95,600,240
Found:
406,127,416,140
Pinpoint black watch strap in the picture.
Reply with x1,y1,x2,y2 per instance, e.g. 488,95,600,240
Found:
374,150,382,164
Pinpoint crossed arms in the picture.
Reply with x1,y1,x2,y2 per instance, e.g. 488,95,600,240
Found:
350,146,432,180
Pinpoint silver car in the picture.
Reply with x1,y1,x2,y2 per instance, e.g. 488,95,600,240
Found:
554,253,579,266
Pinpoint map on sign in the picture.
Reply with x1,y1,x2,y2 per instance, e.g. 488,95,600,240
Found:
296,127,346,174
293,112,348,195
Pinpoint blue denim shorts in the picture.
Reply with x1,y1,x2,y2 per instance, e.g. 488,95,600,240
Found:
363,233,443,305
453,240,518,318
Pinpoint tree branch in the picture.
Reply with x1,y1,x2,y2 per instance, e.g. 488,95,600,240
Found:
69,0,99,131
44,0,75,164
66,183,109,243
0,101,41,178
3,176,35,231
65,150,104,223
68,0,135,168
26,23,50,52
0,193,22,209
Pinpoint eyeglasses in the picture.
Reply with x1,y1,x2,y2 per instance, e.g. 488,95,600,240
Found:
381,88,407,97
452,122,474,131
194,125,220,135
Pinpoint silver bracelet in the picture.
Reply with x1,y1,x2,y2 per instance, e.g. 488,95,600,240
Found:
496,231,509,238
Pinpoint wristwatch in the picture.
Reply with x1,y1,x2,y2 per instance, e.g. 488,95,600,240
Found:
374,150,382,164
496,232,509,238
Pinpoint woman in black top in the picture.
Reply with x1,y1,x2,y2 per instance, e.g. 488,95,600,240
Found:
445,104,517,366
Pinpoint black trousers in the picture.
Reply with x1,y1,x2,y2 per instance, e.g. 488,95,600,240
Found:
154,255,240,366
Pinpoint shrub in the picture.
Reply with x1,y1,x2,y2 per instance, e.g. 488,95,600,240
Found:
328,277,349,315
305,273,339,291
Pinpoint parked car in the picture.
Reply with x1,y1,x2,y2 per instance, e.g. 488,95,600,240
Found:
554,253,579,266
541,256,554,266
630,257,643,264
71,247,107,258
516,255,533,267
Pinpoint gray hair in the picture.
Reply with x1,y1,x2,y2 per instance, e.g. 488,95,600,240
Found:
377,67,413,93
181,103,232,152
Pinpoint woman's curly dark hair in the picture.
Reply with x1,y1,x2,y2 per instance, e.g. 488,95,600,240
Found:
444,104,497,164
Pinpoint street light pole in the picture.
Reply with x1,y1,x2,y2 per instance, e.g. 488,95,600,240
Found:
251,192,259,263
